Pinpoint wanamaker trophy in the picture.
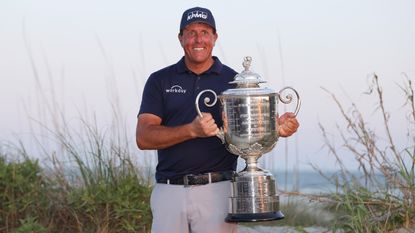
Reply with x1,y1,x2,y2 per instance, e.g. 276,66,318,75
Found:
195,56,301,222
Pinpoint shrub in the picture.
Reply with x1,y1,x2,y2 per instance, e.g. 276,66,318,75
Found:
12,217,47,233
0,155,49,232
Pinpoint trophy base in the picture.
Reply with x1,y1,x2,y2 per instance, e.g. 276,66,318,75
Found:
225,211,284,222
226,170,284,222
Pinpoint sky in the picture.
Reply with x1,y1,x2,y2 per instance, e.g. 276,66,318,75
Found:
1,0,414,172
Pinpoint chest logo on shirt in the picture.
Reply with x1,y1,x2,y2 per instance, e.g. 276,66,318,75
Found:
166,85,187,94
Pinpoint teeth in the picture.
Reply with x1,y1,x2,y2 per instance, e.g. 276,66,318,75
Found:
193,48,204,51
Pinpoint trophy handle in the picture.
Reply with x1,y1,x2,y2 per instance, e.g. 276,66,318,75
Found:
195,90,226,143
278,86,301,116
195,89,218,117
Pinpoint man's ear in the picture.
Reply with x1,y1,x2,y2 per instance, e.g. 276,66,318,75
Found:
213,33,218,47
178,34,184,47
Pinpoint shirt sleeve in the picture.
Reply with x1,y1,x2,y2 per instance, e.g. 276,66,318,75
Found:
138,74,164,118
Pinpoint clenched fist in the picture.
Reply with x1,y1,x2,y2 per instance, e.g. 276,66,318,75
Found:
277,112,299,137
190,112,220,138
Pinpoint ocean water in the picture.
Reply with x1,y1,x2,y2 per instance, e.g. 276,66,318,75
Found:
271,170,392,195
272,170,336,194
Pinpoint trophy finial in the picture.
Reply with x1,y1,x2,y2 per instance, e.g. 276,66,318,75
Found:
242,56,252,71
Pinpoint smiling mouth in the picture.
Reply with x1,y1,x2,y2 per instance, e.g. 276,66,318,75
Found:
193,47,204,51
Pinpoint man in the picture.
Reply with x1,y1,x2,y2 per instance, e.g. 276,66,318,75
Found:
136,6,299,233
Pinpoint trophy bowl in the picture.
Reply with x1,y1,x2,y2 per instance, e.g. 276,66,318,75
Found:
195,56,300,222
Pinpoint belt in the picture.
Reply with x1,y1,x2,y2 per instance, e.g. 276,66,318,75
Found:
157,171,234,186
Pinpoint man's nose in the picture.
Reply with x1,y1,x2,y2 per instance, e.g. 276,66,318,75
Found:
195,33,203,42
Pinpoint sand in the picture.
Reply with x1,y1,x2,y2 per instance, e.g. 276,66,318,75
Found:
238,225,333,233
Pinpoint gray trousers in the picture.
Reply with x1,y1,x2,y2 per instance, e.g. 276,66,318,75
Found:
150,181,238,233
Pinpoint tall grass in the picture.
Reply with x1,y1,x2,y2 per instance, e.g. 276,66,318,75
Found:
0,64,154,232
316,74,415,232
0,31,153,233
0,116,152,233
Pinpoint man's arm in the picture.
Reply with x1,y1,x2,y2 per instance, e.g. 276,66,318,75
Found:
136,112,219,150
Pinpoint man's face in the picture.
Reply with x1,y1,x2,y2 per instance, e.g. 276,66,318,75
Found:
178,23,218,66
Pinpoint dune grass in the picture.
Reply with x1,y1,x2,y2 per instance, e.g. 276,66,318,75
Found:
314,74,415,232
0,132,152,233
0,33,154,232
0,86,153,232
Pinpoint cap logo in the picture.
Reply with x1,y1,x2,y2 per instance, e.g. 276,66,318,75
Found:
187,10,208,21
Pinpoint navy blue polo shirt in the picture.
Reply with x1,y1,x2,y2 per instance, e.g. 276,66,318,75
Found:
139,56,238,181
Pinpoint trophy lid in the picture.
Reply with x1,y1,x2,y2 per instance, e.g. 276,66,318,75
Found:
221,56,276,97
229,56,266,86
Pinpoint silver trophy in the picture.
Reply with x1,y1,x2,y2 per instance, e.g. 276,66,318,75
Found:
195,56,301,222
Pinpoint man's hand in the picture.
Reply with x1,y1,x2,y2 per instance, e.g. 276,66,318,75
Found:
190,112,219,137
277,112,299,137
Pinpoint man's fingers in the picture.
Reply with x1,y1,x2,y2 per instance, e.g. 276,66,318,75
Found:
277,112,299,137
287,118,299,128
197,112,219,137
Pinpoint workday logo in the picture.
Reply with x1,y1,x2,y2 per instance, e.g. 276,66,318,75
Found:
187,10,208,21
166,85,187,94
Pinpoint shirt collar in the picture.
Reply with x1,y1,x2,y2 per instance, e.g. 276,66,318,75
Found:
176,56,223,75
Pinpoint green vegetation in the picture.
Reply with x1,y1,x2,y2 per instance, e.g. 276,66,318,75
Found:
0,41,153,232
0,156,49,232
0,128,152,233
316,74,415,232
12,217,47,233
